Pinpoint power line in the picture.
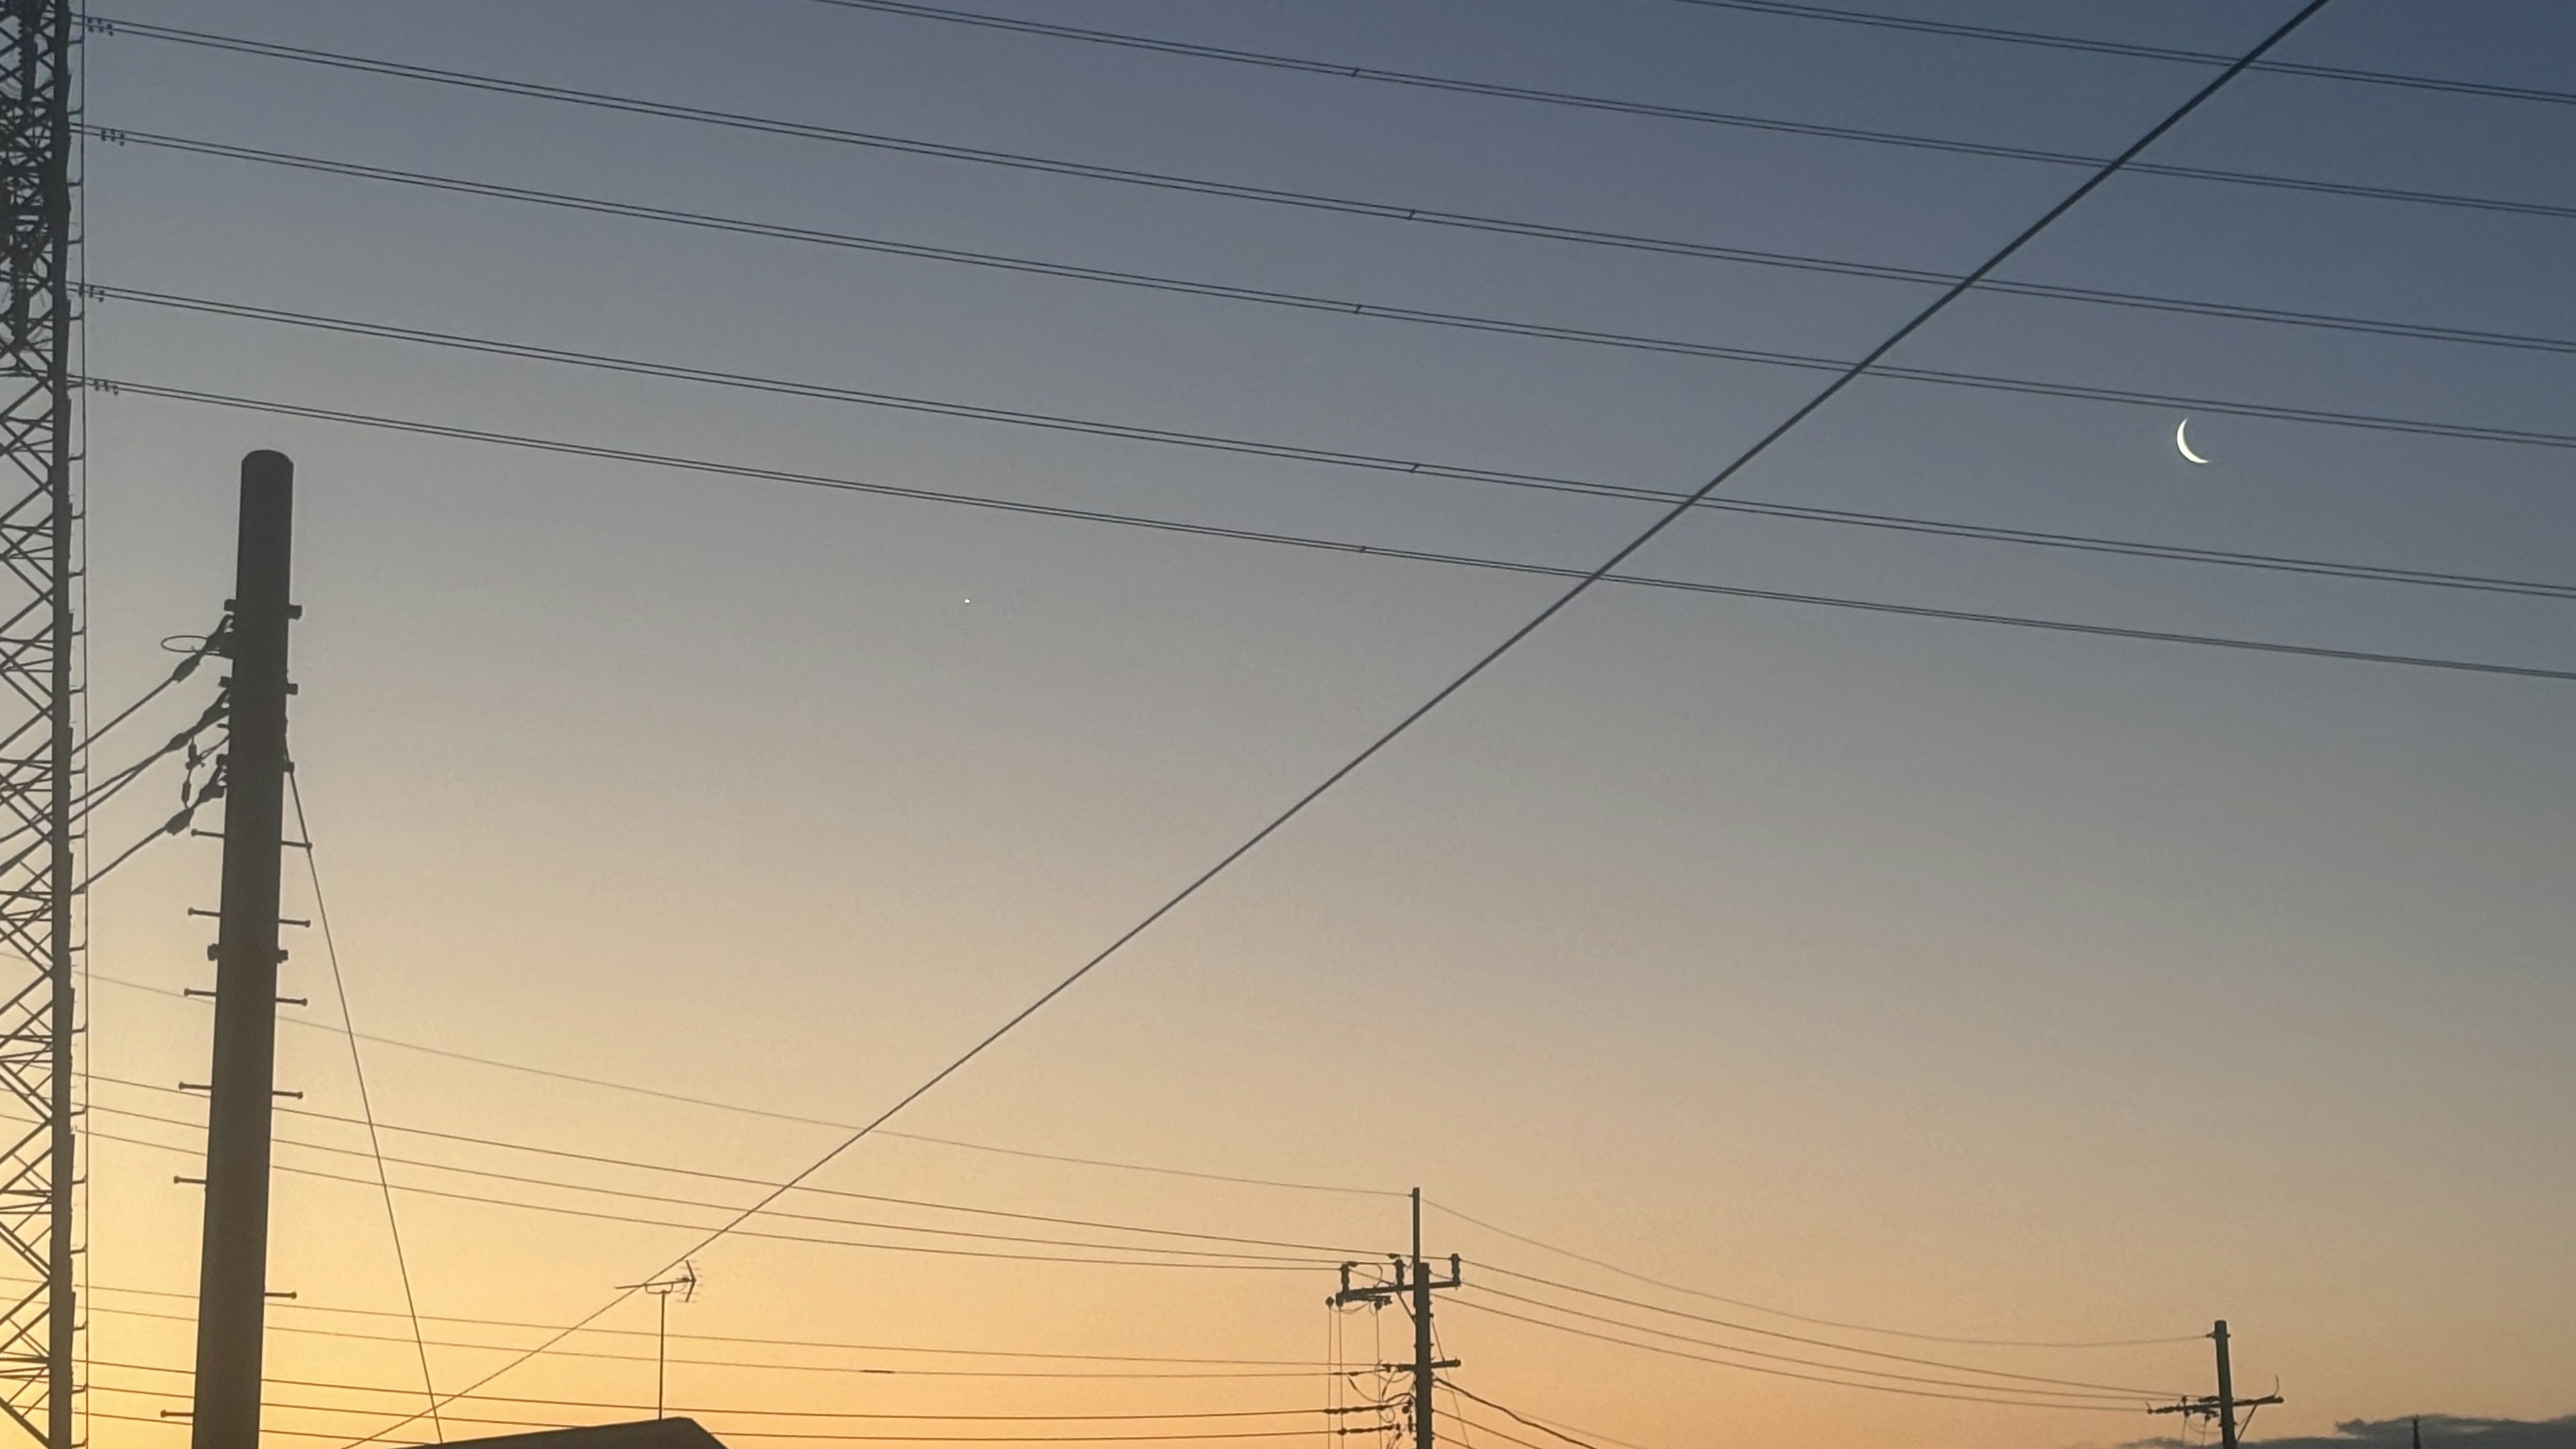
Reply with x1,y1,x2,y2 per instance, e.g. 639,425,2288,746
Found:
93,1088,1375,1256
87,379,2576,685
1425,1197,2201,1349
1434,1385,1622,1449
63,1277,1329,1366
1440,1420,1552,1449
84,971,1399,1196
89,280,2576,598
772,0,2139,170
95,1126,1341,1270
63,698,223,827
61,1298,1325,1379
83,1412,1330,1445
806,0,2576,172
334,9,2332,1444
97,1385,1328,1443
288,773,443,1443
88,1412,410,1444
78,625,221,753
89,1097,1372,1260
87,15,2576,225
73,741,228,891
1445,1297,2153,1412
95,1362,1338,1422
90,127,2576,363
1653,0,2576,108
90,280,2576,461
1452,1283,2176,1399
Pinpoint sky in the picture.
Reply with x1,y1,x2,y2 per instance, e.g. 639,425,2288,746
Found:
53,3,2576,1448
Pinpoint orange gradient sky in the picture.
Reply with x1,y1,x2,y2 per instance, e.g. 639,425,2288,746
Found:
57,2,2576,1448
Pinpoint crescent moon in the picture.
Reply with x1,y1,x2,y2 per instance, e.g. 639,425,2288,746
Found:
2175,417,2210,466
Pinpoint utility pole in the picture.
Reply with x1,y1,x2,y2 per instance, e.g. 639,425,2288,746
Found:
1328,1189,1460,1449
189,452,297,1449
2150,1320,2281,1449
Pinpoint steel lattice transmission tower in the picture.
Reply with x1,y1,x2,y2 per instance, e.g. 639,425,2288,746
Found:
0,1,78,1446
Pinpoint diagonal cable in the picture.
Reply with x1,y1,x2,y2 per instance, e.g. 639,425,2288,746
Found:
329,6,2337,1444
1437,1383,1615,1449
288,772,443,1442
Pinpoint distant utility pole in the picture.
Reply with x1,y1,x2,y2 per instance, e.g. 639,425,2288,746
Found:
1329,1189,1460,1449
2150,1320,2282,1449
189,452,299,1449
617,1263,698,1419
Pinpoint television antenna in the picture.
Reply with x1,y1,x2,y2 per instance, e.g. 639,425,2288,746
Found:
616,1262,700,1418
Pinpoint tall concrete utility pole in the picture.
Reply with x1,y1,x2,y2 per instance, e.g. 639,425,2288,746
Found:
1330,1189,1460,1449
0,3,83,1445
189,452,297,1449
2151,1320,2282,1449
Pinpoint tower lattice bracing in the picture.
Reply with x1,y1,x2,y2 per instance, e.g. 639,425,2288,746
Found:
0,2,78,1446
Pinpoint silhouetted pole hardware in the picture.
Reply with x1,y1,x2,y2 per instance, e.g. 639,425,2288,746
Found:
1328,1188,1460,1449
189,452,299,1449
616,1262,699,1417
2149,1320,2282,1449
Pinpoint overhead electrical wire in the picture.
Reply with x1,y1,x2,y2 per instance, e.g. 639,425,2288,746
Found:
68,698,223,821
92,1079,1379,1254
1441,1419,1551,1449
64,1299,1324,1381
78,622,221,752
85,971,1400,1197
62,1277,1329,1367
1426,1198,2201,1349
86,15,2576,225
57,1012,2335,1386
1436,1385,1646,1449
85,380,2576,685
74,740,229,891
805,0,2576,164
1434,1383,1643,1449
88,1413,410,1445
1446,1297,2155,1412
86,284,2576,598
89,282,2576,458
1451,1282,2177,1399
5,628,225,851
87,127,2576,363
93,1363,1338,1423
321,12,2337,1446
78,1089,2222,1386
96,1126,1340,1271
82,1416,1327,1446
93,1385,1328,1443
89,1097,1375,1259
1652,0,2576,107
